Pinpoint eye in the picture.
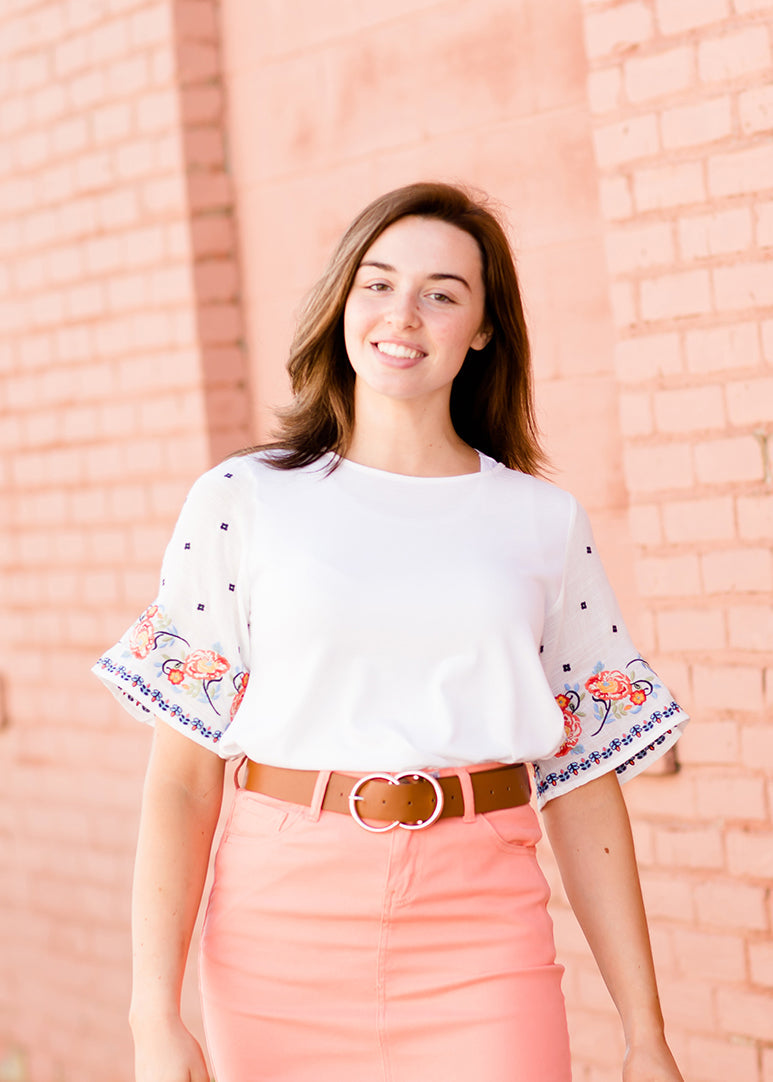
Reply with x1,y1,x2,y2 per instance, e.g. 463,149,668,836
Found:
365,281,391,293
427,291,455,304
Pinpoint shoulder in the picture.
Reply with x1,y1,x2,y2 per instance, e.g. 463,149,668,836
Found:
489,464,578,523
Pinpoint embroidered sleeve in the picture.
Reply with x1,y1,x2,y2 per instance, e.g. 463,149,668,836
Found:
532,500,689,808
91,461,252,755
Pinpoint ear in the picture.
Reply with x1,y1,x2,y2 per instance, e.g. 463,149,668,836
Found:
470,324,492,352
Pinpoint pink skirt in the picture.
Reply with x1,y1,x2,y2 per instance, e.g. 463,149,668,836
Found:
199,769,571,1081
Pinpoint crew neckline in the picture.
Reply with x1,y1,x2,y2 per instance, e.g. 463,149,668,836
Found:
332,450,500,480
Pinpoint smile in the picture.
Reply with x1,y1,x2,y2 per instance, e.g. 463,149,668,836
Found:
374,341,425,360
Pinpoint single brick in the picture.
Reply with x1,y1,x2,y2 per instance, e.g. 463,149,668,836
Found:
678,718,739,762
137,91,180,135
624,46,693,104
610,280,637,327
709,144,773,197
716,986,773,1041
604,221,674,274
726,829,773,879
583,2,654,60
661,95,732,150
180,85,224,125
655,0,730,32
593,113,660,170
624,441,694,494
627,504,662,545
691,663,763,712
105,55,150,98
653,385,725,433
694,436,763,484
586,66,623,115
636,552,701,596
618,391,654,436
639,870,694,921
740,84,773,135
764,319,773,362
694,773,767,821
678,207,752,260
633,161,705,212
737,494,773,540
88,17,129,62
757,201,773,247
662,495,735,543
749,940,773,988
130,5,173,47
695,879,768,931
726,377,773,426
685,321,759,373
699,26,771,82
702,547,772,593
640,268,712,321
656,607,726,652
714,261,773,311
655,825,724,869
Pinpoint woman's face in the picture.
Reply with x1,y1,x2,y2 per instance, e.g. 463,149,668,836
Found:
343,216,490,411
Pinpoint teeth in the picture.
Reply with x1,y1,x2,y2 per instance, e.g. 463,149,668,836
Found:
376,342,423,360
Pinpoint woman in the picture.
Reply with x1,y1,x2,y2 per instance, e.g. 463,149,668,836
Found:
94,182,688,1082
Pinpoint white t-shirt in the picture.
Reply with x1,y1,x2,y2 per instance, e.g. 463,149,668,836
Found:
93,451,688,807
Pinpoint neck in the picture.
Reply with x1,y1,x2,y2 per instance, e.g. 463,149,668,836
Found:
346,387,479,477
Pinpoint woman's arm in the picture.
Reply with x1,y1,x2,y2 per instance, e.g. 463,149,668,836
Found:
129,720,226,1082
541,770,683,1082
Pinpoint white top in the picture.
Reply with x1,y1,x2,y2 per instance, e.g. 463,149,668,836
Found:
93,451,688,807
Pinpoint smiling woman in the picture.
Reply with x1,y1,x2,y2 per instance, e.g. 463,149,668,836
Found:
93,181,687,1082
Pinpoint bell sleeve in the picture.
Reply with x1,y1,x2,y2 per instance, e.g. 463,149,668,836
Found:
91,461,253,755
532,498,689,808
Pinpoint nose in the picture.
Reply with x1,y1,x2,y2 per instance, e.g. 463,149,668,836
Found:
385,289,420,329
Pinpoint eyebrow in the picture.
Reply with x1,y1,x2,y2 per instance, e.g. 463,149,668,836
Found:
358,261,471,291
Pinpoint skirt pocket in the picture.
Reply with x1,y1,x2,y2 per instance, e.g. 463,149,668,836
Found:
478,802,542,853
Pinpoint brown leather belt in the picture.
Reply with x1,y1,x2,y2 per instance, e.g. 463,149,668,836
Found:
244,761,530,832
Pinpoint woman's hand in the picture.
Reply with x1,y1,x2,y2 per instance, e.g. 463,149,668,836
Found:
623,1034,684,1082
132,1014,211,1082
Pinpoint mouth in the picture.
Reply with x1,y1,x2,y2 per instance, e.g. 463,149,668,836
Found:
372,341,426,364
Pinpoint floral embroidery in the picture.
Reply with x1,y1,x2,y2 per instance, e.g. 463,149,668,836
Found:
555,691,582,757
129,604,160,659
230,671,249,721
585,659,657,735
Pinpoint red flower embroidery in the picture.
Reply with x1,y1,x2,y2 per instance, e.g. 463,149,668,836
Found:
230,672,249,721
183,649,230,681
555,693,582,757
166,668,185,685
629,688,647,706
585,670,632,701
128,605,160,659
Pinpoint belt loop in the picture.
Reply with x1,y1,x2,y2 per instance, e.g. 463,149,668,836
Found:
456,768,476,823
233,755,248,791
308,770,332,821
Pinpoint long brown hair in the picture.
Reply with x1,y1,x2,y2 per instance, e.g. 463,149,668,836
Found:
247,181,546,475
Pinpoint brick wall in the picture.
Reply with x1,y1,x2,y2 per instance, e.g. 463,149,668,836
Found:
0,1,248,1079
576,1,773,1079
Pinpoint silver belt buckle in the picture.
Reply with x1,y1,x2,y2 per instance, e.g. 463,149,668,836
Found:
348,770,445,833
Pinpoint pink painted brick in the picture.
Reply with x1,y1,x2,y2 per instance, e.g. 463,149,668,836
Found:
116,140,156,180
695,879,768,931
180,85,224,125
679,718,739,764
604,221,674,274
686,1034,760,1082
672,928,746,983
709,144,773,197
726,377,773,426
661,95,732,150
749,940,773,988
583,2,654,59
714,261,773,311
692,663,763,712
701,547,772,593
609,280,637,327
694,436,763,484
130,5,172,46
54,35,89,78
89,17,130,62
176,42,220,81
633,161,705,212
694,773,767,821
137,91,179,135
727,829,773,879
734,0,773,10
636,552,701,596
737,495,773,540
730,593,773,645
653,385,725,433
764,319,773,362
182,127,225,168
656,607,726,652
624,441,694,493
685,321,759,374
655,825,724,869
740,84,773,136
618,390,654,436
716,986,773,1041
593,114,659,168
627,503,663,545
757,201,773,248
597,175,632,219
92,102,133,145
624,46,694,104
52,116,89,157
68,69,106,110
655,0,730,32
640,268,712,321
586,66,623,115
105,55,149,98
678,207,752,260
699,26,771,82
662,495,735,543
